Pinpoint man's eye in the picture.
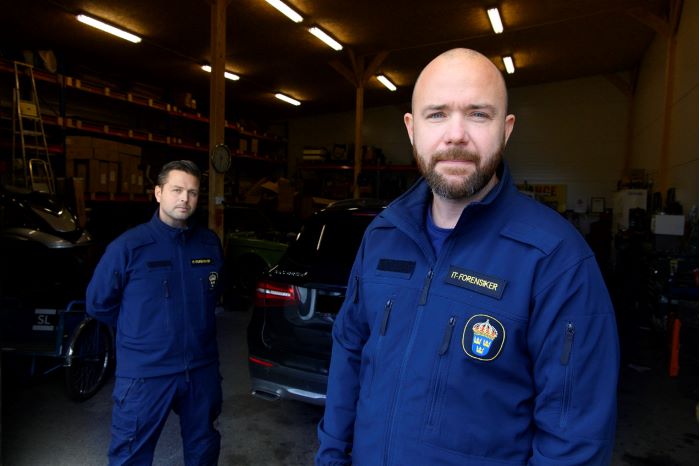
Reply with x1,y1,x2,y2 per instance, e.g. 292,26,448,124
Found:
471,112,491,120
427,112,445,120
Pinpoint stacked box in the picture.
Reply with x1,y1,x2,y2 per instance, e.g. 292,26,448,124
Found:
65,136,143,195
116,142,143,194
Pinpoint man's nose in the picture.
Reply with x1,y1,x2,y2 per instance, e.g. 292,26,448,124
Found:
444,117,469,145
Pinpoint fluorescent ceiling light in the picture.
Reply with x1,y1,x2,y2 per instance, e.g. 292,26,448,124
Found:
275,93,301,106
201,65,240,81
502,56,515,74
76,14,141,43
486,8,504,34
265,0,303,23
376,74,397,91
308,27,343,51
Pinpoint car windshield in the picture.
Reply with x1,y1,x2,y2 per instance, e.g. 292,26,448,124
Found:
288,212,376,269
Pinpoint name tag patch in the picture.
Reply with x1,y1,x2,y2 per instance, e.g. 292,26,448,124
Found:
377,259,416,279
191,258,213,266
445,266,506,299
147,260,172,269
462,314,506,361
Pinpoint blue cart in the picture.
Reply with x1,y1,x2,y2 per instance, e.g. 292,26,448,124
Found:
0,299,114,401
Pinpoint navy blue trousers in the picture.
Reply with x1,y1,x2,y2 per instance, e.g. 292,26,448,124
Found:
108,363,222,466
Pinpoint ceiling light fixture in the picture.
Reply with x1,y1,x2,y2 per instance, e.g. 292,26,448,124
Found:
502,56,515,74
308,27,343,51
201,65,240,81
486,8,504,34
264,0,303,23
76,14,141,43
376,74,397,91
275,93,301,106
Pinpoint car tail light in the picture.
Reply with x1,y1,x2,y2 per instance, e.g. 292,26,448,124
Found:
255,280,299,307
249,356,275,367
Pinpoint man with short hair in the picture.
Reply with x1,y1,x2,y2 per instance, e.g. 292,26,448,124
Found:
87,160,224,466
316,48,619,465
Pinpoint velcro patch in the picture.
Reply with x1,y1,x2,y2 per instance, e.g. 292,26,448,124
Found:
377,259,416,274
147,260,172,269
444,266,506,299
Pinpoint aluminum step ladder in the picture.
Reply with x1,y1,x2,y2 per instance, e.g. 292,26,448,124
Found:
12,61,55,194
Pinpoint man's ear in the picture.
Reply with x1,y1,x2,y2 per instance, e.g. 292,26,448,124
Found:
504,114,515,144
403,112,414,145
154,185,162,203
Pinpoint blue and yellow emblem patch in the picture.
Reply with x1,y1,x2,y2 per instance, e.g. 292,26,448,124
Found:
208,272,218,290
462,314,506,361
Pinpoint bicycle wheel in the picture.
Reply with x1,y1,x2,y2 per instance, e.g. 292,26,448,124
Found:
64,317,114,401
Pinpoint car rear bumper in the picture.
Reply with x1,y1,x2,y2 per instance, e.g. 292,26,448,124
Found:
248,358,327,406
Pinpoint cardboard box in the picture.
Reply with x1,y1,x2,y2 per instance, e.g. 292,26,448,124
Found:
108,162,119,193
93,139,119,162
66,158,103,193
65,145,94,160
94,160,110,192
65,135,94,159
65,135,94,147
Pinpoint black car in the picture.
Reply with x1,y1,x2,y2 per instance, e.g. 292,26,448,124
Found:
247,198,387,405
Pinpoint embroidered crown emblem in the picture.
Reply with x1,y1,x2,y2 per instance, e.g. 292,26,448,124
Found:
472,319,498,340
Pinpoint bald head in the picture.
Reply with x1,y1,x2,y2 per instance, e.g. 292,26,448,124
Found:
411,48,509,114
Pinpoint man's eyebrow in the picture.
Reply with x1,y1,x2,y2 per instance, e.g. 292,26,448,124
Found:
420,103,498,114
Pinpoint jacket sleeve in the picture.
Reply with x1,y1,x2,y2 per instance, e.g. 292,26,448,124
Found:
316,242,370,466
528,255,619,466
86,241,126,328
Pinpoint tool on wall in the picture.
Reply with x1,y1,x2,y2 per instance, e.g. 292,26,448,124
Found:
12,61,55,194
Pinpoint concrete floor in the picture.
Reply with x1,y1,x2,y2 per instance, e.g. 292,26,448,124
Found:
1,307,697,466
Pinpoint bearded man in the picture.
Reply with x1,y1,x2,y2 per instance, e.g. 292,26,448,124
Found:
316,48,619,466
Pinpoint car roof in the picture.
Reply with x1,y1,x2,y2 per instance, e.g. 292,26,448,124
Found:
322,198,388,214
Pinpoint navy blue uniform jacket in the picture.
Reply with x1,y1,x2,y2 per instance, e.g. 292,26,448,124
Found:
317,163,619,465
87,212,223,378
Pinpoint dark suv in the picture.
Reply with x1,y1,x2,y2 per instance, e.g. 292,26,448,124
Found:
247,198,387,405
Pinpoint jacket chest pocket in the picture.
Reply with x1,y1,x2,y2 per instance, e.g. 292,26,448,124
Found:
122,265,173,339
420,311,531,462
192,269,219,332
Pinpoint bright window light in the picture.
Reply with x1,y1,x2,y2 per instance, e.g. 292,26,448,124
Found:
502,56,515,74
487,8,504,34
376,74,397,91
265,0,303,23
76,14,142,43
308,27,343,51
201,65,240,81
275,93,301,106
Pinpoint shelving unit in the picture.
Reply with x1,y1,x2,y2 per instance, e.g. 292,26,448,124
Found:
299,163,418,201
0,57,288,196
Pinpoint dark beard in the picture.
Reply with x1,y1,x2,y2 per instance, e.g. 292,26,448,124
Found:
414,146,502,200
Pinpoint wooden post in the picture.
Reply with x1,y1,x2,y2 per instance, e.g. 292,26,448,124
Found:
329,50,388,199
208,0,227,241
353,71,365,199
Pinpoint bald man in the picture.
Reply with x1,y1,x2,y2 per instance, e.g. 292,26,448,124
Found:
316,48,619,465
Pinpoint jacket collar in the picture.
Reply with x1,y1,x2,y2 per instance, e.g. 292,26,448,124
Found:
149,209,195,240
383,160,514,235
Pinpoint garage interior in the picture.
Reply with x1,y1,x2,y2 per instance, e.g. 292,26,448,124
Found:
0,0,697,465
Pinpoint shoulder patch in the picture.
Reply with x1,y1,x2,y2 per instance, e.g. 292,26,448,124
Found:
500,221,561,255
462,314,506,361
